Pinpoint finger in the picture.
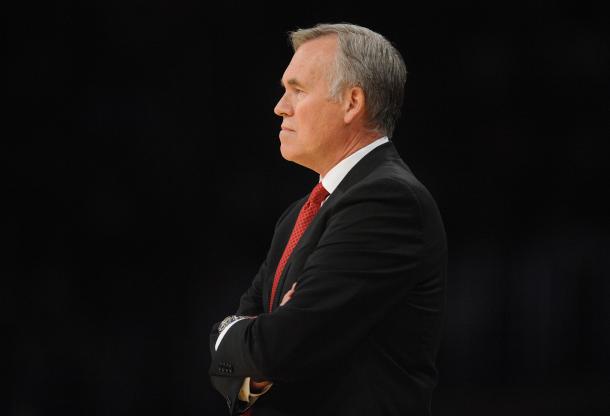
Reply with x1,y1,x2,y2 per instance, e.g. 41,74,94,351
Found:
280,292,293,306
280,293,291,306
280,282,298,306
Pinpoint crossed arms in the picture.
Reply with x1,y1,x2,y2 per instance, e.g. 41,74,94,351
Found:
209,179,426,414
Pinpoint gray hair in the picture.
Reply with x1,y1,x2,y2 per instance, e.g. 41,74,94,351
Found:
289,23,407,138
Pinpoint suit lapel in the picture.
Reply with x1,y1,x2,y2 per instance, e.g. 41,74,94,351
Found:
265,141,400,311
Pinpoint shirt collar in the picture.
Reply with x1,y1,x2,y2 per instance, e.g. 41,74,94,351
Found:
320,136,389,195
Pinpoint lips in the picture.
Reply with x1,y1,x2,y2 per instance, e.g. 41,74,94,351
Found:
281,125,295,132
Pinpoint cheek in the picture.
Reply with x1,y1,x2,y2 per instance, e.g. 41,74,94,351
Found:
296,102,324,131
294,98,338,142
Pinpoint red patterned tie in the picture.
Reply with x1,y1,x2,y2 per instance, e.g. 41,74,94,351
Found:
268,182,329,312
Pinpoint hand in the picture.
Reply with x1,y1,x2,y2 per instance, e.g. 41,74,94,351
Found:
250,378,272,392
280,282,297,307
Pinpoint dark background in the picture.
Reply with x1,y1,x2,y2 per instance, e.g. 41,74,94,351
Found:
6,1,609,415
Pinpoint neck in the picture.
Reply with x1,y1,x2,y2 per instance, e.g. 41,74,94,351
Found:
318,130,383,177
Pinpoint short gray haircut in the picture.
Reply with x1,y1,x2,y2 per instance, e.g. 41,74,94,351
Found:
289,23,407,138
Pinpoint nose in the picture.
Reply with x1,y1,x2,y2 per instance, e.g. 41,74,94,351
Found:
274,92,293,117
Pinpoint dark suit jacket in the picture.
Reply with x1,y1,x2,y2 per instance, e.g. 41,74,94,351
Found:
209,141,447,416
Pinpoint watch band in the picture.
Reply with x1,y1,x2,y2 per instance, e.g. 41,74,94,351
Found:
218,315,248,333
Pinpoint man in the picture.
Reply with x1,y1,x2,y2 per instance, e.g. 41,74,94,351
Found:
209,23,447,416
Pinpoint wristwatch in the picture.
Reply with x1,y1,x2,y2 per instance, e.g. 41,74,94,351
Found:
218,315,247,333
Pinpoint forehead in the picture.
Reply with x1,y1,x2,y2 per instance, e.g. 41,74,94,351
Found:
281,35,337,87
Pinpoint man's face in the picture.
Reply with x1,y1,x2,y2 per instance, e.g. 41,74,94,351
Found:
274,36,346,173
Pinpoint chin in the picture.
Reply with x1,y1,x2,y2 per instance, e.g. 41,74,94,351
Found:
279,143,294,162
280,143,290,160
280,144,306,166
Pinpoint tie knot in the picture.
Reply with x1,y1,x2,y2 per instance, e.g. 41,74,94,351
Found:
309,182,329,206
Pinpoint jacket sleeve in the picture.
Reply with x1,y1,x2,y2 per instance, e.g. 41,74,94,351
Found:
235,262,266,317
210,179,430,383
209,322,253,415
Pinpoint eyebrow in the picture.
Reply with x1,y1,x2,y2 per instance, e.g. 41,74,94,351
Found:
280,78,305,89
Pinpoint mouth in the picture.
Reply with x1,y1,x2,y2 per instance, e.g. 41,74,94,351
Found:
281,125,295,132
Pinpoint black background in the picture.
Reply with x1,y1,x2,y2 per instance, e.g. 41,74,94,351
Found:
6,1,610,415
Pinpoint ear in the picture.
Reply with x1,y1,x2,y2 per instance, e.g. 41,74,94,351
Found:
343,86,366,125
